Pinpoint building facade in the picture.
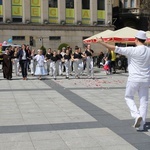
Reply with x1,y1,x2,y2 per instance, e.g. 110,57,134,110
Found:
0,0,114,54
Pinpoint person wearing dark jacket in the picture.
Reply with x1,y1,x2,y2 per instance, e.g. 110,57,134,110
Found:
97,51,104,68
17,44,30,80
0,48,14,80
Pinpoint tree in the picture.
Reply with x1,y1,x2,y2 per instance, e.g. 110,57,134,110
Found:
58,43,69,51
40,45,46,56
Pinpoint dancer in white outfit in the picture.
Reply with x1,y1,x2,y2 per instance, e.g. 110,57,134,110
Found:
62,49,71,79
72,46,81,78
84,44,94,78
30,49,36,75
97,30,150,131
60,47,66,74
78,47,85,75
56,49,63,75
13,47,20,76
33,50,47,80
45,48,53,75
50,51,58,80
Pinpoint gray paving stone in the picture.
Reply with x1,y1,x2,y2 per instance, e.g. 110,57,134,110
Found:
32,139,70,150
64,137,101,149
0,68,149,150
0,141,35,150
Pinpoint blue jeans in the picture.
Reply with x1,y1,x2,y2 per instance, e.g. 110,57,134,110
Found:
20,60,28,77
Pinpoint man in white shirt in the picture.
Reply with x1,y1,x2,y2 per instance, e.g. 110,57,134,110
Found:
97,30,150,131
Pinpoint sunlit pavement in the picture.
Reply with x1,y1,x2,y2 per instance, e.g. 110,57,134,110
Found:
0,67,149,150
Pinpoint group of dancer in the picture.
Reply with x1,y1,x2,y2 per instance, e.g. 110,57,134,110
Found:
0,43,95,80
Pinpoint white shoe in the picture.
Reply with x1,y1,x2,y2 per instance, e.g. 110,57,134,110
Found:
136,125,144,131
133,116,142,128
136,120,145,131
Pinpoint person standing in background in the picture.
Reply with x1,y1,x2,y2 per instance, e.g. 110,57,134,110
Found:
45,48,53,75
0,48,13,80
84,44,94,78
50,50,58,80
17,44,30,80
61,47,66,74
56,49,63,76
62,49,71,79
105,49,112,74
30,49,37,75
111,50,116,73
26,45,31,72
13,47,20,76
97,51,104,68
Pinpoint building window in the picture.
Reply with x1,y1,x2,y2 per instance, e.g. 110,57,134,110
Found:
82,0,90,25
49,36,61,40
31,0,41,23
49,0,58,24
97,0,105,25
12,18,22,22
130,0,135,8
66,0,74,24
82,0,90,9
97,0,105,10
12,36,25,40
49,0,57,7
0,0,3,22
124,0,128,8
11,0,22,23
97,20,105,25
66,0,74,8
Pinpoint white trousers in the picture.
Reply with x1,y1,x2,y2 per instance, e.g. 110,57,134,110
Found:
78,59,83,75
64,60,70,77
125,81,149,124
30,60,36,74
50,61,57,78
46,60,50,74
73,60,79,77
56,60,62,75
13,58,20,76
86,57,94,77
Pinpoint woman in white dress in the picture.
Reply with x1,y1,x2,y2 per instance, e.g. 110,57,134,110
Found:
33,50,47,80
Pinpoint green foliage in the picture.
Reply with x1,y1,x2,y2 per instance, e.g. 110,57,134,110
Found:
40,45,46,56
58,43,69,51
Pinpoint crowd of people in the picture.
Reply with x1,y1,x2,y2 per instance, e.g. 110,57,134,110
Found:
97,49,128,75
0,43,98,80
0,42,129,80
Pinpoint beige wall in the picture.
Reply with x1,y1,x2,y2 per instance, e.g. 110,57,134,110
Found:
0,27,112,55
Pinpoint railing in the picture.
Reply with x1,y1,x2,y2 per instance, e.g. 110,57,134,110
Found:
120,8,140,14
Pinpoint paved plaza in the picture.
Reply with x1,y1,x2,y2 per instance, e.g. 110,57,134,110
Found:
0,67,150,150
